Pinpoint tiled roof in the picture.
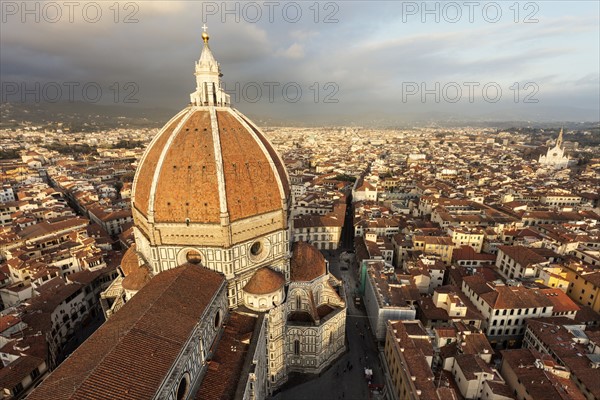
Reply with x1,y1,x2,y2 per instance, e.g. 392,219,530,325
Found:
497,245,547,266
463,275,553,309
16,217,88,240
290,241,326,282
455,354,493,380
501,348,586,400
452,245,496,261
133,107,289,224
526,318,600,399
121,265,152,291
242,267,285,295
539,288,580,313
0,314,20,333
0,355,45,389
119,244,138,276
28,264,225,400
195,313,258,400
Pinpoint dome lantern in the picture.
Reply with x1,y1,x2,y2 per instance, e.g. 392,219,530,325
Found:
190,25,230,107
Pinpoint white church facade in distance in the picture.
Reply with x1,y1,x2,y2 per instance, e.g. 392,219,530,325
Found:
538,128,570,169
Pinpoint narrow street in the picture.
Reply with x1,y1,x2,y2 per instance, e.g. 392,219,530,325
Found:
56,312,105,364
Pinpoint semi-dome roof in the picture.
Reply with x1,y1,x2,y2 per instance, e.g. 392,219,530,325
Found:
122,266,152,291
130,31,290,244
243,267,285,295
290,242,327,282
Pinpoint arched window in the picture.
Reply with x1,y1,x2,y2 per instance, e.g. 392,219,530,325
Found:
294,340,300,356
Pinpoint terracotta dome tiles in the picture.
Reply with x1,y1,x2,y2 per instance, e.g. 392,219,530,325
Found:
290,242,327,282
243,267,285,295
154,110,220,224
238,113,291,198
134,112,186,216
216,110,282,222
120,245,139,276
121,266,152,291
132,107,288,225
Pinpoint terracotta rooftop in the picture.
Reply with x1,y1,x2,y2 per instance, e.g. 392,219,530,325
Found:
452,245,496,262
17,217,88,241
290,241,326,282
501,348,586,400
0,314,20,333
388,320,446,399
28,264,225,400
0,355,45,390
461,332,494,356
119,244,139,276
525,318,600,399
462,274,554,310
539,288,580,314
497,245,547,266
121,265,152,291
455,353,493,380
195,313,258,400
242,267,285,295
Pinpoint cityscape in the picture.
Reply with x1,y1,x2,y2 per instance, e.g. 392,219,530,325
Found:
0,2,599,400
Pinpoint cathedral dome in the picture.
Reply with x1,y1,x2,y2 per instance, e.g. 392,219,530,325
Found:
131,32,290,248
132,107,290,224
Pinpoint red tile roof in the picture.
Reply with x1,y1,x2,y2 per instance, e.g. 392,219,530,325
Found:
0,355,45,389
243,267,285,295
290,242,326,282
195,313,258,400
28,265,225,400
133,107,289,225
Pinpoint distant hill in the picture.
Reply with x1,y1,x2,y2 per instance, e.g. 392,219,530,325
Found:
1,101,598,132
0,102,178,131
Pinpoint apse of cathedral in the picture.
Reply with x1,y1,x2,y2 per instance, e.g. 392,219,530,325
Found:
28,29,347,400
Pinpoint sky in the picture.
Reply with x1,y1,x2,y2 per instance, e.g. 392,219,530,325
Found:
1,1,599,124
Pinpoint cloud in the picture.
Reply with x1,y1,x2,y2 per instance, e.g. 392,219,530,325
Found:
289,30,320,41
0,1,597,122
278,43,305,59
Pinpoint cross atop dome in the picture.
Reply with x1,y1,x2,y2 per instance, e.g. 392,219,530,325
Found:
190,26,230,107
201,24,209,43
